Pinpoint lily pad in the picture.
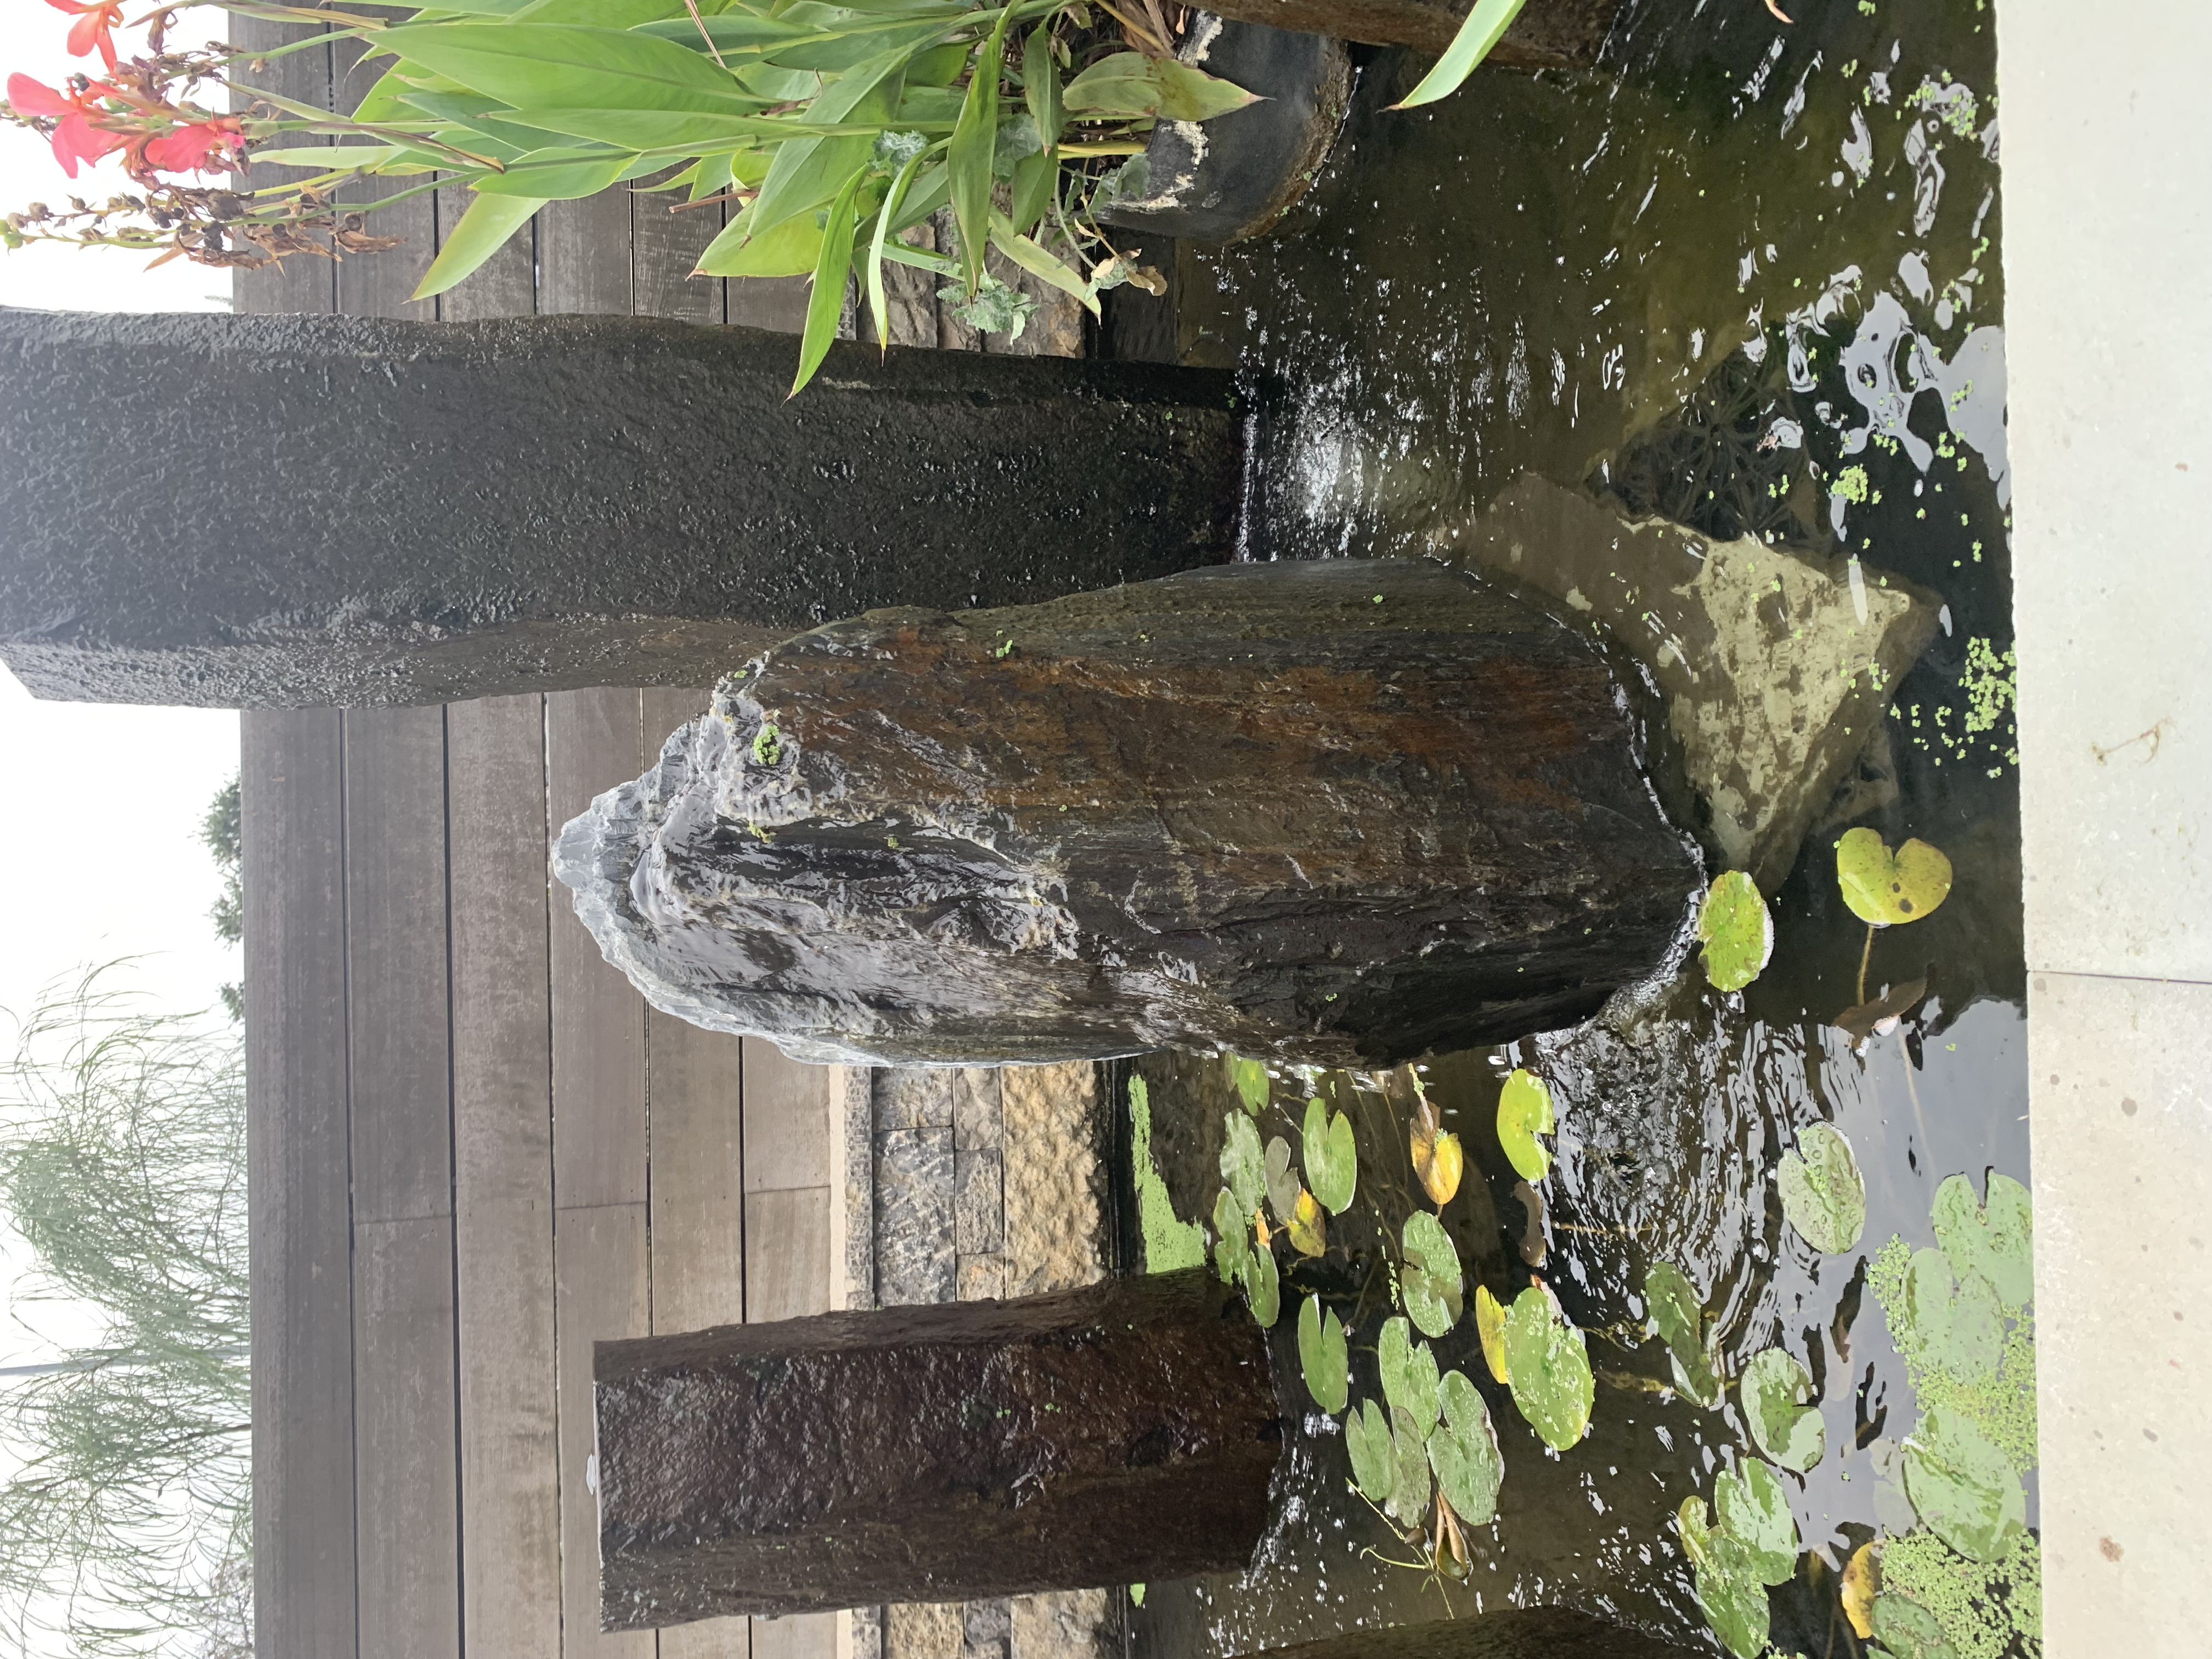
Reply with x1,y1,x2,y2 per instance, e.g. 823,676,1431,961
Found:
1411,1120,1464,1207
1841,1542,1880,1639
1714,1458,1799,1585
1475,1283,1510,1385
1901,1407,2025,1563
1386,1404,1433,1527
1377,1315,1441,1432
1776,1121,1866,1254
1903,1246,2004,1378
1694,1531,1773,1659
1837,827,1954,927
1698,870,1774,992
1345,1397,1393,1503
1497,1069,1555,1183
1302,1097,1358,1215
1677,1494,1715,1570
1287,1188,1327,1258
1401,1210,1465,1340
1429,1369,1504,1526
1645,1261,1720,1407
1264,1134,1301,1223
1870,1591,1961,1659
1211,1185,1249,1284
1228,1054,1271,1114
1296,1294,1348,1414
1221,1112,1265,1221
1931,1171,2033,1309
1741,1347,1825,1474
1238,1238,1280,1329
1500,1285,1594,1451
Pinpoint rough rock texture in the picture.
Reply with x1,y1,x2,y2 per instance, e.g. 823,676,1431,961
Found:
1432,476,1940,890
594,1268,1280,1628
1001,1066,1110,1300
1232,1607,1697,1659
1193,0,1618,61
555,558,1701,1068
0,307,1243,708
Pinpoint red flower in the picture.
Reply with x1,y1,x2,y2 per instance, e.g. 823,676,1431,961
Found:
47,0,126,72
6,72,125,178
143,116,245,176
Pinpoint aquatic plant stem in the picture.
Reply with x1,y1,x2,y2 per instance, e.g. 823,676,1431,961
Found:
1857,924,1875,1006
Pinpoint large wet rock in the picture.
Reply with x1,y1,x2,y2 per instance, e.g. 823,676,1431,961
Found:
1231,1607,1697,1658
554,558,1700,1067
594,1268,1279,1627
0,307,1243,707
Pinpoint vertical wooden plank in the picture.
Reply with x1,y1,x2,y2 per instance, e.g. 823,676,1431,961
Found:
230,15,335,317
633,187,724,324
547,689,656,1659
435,182,539,321
540,191,635,316
344,708,461,1659
242,709,356,1659
331,37,436,319
726,275,811,334
740,1041,830,1196
449,694,563,1659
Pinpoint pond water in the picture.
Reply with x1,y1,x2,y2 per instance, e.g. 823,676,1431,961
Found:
1122,2,2028,1654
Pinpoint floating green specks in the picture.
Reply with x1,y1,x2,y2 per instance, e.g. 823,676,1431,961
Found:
1401,1210,1465,1340
1742,1347,1825,1474
1296,1294,1348,1414
1500,1285,1593,1451
1902,1408,2026,1563
1301,1096,1358,1215
1497,1068,1555,1183
1697,870,1774,992
1428,1369,1504,1527
1931,1171,2033,1308
1776,1121,1867,1254
1645,1261,1720,1408
1220,1111,1265,1221
1837,827,1954,927
1714,1458,1799,1585
1345,1397,1395,1503
1239,1235,1280,1328
1378,1314,1442,1433
1871,1589,1961,1659
1227,1054,1271,1114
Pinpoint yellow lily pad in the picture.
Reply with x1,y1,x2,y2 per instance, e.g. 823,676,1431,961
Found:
1837,827,1953,927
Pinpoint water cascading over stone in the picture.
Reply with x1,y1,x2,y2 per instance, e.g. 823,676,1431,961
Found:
555,557,1703,1066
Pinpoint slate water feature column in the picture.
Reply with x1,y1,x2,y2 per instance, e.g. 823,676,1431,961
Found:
592,1266,1279,1631
0,307,1245,708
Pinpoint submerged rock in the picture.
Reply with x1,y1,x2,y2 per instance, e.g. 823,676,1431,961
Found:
555,559,1699,1067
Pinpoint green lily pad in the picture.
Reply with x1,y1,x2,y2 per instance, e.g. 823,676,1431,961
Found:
1345,1397,1393,1503
1296,1294,1348,1415
1901,1407,2026,1563
1378,1315,1441,1432
1776,1122,1866,1255
1264,1134,1301,1223
1221,1112,1265,1221
1677,1494,1715,1571
1931,1171,2034,1309
1646,1261,1720,1407
1698,870,1774,992
1694,1531,1773,1659
1429,1369,1504,1526
1500,1285,1594,1451
1497,1069,1555,1183
1870,1591,1961,1659
1228,1054,1271,1114
1386,1404,1433,1527
1211,1185,1249,1284
1741,1347,1825,1474
1903,1246,2004,1378
1401,1210,1465,1340
1302,1096,1358,1215
1475,1283,1510,1384
1239,1238,1280,1329
1714,1458,1799,1585
1837,827,1954,927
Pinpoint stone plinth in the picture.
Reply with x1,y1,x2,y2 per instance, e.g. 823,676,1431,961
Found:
555,558,1702,1068
594,1267,1279,1629
0,308,1243,707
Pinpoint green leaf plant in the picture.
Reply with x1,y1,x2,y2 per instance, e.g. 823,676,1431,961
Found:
1696,870,1773,994
1776,1121,1867,1255
24,0,1257,392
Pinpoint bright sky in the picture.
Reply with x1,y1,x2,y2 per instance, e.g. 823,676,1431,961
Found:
2,4,239,1373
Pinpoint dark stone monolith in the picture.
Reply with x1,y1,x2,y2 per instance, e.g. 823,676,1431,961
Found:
0,307,1243,707
555,557,1701,1068
1232,1607,1699,1658
594,1267,1279,1629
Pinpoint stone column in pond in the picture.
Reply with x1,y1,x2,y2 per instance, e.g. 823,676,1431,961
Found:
0,308,1244,708
555,558,1703,1068
592,1267,1279,1629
